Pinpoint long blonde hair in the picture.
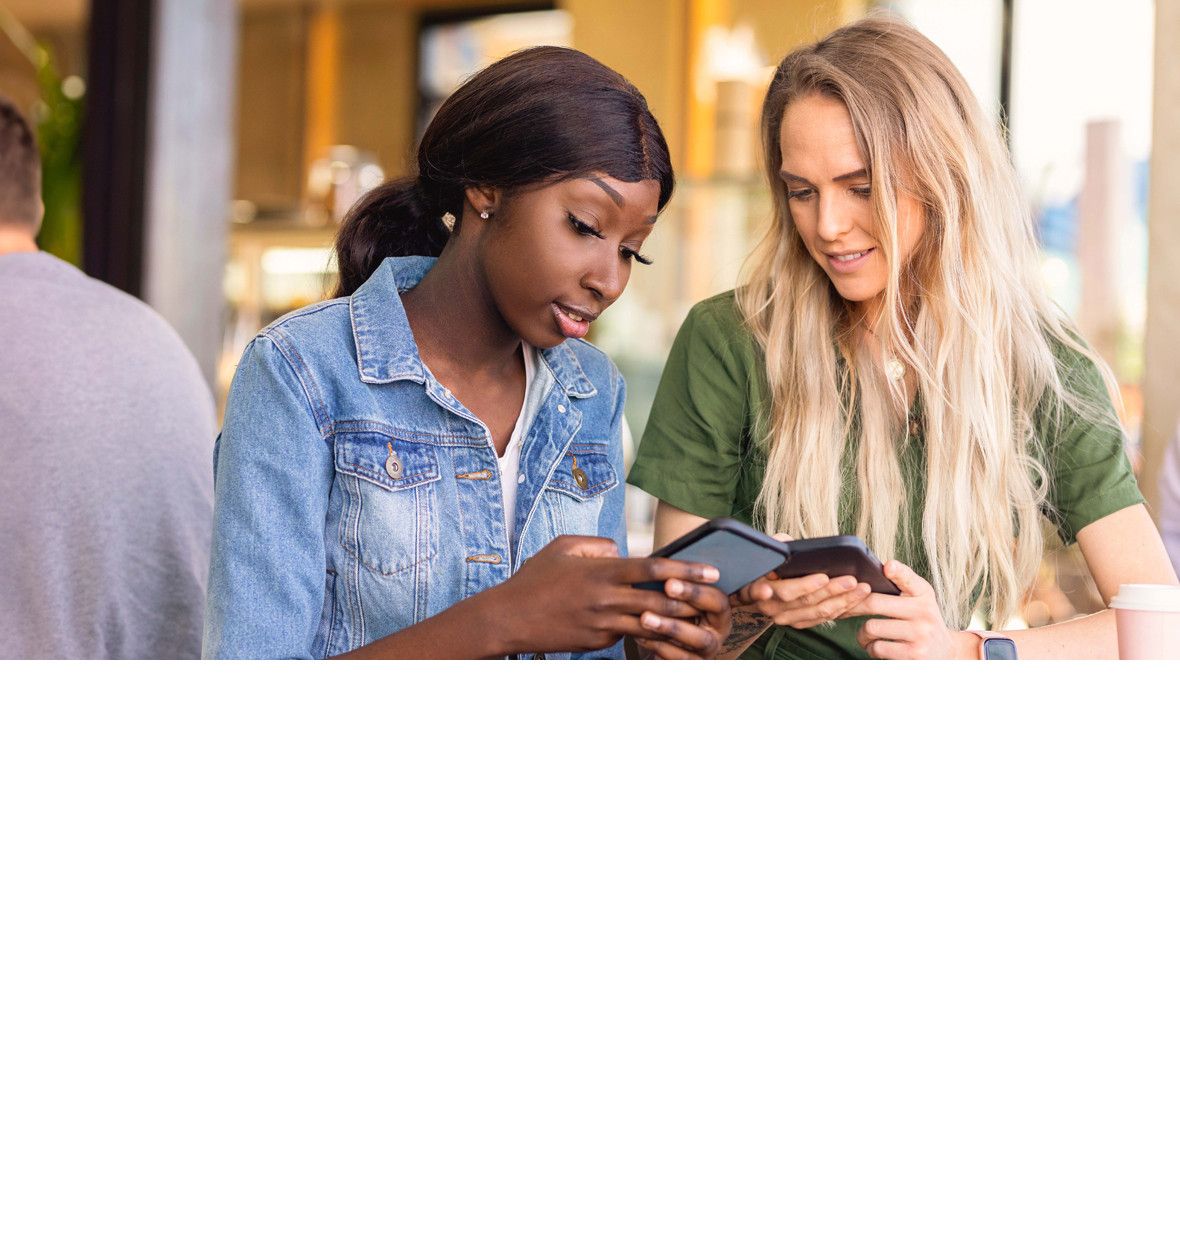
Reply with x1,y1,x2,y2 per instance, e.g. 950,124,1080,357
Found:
737,10,1120,626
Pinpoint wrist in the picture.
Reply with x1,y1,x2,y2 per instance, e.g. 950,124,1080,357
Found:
469,584,521,658
954,630,983,660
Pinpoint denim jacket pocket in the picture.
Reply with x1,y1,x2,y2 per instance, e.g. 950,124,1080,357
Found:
547,444,618,500
542,443,618,538
335,431,440,575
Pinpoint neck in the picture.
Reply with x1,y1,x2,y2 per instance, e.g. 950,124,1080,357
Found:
402,241,522,379
0,229,37,256
853,296,885,336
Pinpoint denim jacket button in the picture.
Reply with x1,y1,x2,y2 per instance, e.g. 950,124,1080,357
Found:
557,403,567,413
385,452,403,479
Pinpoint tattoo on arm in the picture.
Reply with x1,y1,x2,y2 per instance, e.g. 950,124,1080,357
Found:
723,608,773,653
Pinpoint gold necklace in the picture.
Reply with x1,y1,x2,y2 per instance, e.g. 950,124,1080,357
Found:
863,323,921,438
863,323,906,384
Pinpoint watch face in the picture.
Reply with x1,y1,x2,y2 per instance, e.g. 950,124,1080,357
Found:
983,637,1019,660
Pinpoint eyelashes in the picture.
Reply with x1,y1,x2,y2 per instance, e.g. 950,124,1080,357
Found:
786,187,873,201
567,212,653,265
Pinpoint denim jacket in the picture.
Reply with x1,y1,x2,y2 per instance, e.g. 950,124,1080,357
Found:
203,256,627,658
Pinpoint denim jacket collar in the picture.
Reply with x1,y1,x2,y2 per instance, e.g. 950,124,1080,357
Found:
349,256,598,398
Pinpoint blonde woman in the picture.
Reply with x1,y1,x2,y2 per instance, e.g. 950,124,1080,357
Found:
629,12,1177,659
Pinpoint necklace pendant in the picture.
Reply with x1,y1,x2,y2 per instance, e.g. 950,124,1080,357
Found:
885,356,906,384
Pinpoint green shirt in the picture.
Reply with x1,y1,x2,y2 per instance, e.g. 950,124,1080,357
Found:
628,291,1145,659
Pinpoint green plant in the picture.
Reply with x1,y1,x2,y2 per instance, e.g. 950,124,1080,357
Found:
1,7,83,265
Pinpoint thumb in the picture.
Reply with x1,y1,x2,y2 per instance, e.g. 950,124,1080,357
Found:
560,536,620,559
733,577,775,606
884,559,933,597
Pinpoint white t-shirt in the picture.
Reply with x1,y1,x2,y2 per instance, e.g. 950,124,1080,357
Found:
498,344,551,544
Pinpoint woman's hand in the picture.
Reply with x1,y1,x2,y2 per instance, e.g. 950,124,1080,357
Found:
732,572,871,628
843,560,975,659
493,535,729,657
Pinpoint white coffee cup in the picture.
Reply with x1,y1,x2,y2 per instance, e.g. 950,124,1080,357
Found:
1110,583,1180,659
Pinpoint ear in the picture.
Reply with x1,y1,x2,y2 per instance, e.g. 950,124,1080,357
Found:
463,186,502,219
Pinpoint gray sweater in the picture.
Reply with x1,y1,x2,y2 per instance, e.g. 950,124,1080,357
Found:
0,252,215,658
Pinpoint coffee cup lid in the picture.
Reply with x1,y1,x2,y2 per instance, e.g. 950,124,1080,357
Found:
1110,583,1180,613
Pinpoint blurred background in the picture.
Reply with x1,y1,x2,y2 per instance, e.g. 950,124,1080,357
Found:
3,0,1176,626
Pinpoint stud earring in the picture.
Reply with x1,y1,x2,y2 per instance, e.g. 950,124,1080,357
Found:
479,210,490,220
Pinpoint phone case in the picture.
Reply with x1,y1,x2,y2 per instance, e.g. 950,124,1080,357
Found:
777,536,900,595
637,521,900,599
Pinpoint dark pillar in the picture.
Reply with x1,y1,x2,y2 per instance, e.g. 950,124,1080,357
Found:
999,0,1014,142
82,0,153,295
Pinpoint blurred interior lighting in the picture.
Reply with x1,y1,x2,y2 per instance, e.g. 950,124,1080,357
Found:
260,247,337,276
1040,254,1072,301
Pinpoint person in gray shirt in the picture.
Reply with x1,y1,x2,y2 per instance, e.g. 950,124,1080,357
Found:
0,96,214,658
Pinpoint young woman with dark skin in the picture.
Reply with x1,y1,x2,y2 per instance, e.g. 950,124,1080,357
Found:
205,48,731,660
339,171,730,661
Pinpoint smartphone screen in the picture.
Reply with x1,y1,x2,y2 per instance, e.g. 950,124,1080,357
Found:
643,529,785,595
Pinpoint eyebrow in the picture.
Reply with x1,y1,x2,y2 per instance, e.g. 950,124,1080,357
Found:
780,167,870,185
585,176,658,223
588,176,624,206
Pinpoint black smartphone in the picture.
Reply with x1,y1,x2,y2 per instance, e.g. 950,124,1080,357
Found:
777,535,900,595
637,517,789,595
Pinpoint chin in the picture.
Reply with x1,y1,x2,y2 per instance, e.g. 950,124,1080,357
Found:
532,327,566,350
510,315,560,351
830,277,883,305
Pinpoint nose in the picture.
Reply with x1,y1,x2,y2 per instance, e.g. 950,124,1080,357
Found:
815,191,852,244
581,254,626,306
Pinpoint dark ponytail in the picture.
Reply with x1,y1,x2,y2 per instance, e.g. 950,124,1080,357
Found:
332,46,675,297
333,178,451,298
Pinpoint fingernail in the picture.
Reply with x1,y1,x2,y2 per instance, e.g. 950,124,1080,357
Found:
697,566,720,582
642,613,662,630
666,578,684,596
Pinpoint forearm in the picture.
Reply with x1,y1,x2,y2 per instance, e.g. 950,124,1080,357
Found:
720,606,773,659
335,588,514,660
958,609,1118,659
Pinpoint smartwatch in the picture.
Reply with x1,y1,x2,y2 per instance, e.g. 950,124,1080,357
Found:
975,631,1019,660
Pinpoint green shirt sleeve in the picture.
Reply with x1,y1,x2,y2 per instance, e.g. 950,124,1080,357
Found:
1042,343,1145,545
627,293,759,519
